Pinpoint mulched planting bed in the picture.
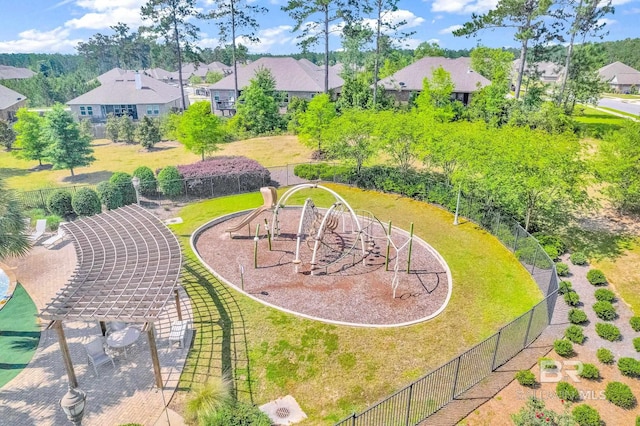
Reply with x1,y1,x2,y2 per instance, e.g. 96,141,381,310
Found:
195,208,451,326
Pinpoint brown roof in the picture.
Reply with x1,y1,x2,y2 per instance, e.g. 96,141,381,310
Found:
209,57,343,93
68,70,184,106
144,67,173,80
611,72,640,85
598,61,640,82
0,65,35,80
0,84,26,110
170,62,232,81
378,57,490,93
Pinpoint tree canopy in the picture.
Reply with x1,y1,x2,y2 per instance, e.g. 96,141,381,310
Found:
173,101,226,160
12,108,48,166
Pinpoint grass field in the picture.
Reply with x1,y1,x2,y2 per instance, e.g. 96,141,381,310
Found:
171,184,542,424
593,240,640,316
574,106,628,136
0,135,313,191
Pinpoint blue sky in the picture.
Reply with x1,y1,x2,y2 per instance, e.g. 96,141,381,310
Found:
0,0,638,55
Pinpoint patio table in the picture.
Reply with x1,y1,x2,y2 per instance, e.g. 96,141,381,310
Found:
106,326,141,357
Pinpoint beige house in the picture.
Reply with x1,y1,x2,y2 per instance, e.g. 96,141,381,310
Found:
208,57,343,113
512,60,565,84
378,57,490,105
0,85,27,121
598,62,640,93
67,70,187,121
169,61,232,83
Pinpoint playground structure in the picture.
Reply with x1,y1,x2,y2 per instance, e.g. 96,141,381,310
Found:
225,186,278,236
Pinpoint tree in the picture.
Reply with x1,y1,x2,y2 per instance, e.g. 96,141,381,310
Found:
374,110,424,172
326,109,377,173
136,116,162,150
105,113,120,142
78,119,93,141
141,0,202,111
338,22,373,80
205,70,224,84
207,0,267,102
298,94,336,156
414,67,457,122
413,41,445,60
558,43,608,112
174,101,226,160
0,179,30,259
283,0,360,94
470,47,515,81
118,115,136,144
12,108,48,166
454,0,554,99
43,104,95,177
231,67,282,135
0,120,15,151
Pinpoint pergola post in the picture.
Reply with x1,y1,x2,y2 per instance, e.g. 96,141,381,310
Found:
99,321,107,336
174,289,182,321
54,320,78,388
147,322,163,389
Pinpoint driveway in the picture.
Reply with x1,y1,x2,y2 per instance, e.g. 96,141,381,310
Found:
598,97,640,116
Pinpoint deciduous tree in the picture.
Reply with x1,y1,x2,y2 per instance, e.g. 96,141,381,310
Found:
0,120,15,151
326,109,377,173
231,67,282,135
12,108,48,166
298,93,336,157
136,116,162,150
174,101,226,160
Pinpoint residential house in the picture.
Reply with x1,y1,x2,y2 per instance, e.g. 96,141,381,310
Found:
169,61,232,83
208,57,343,113
0,85,27,121
377,57,490,105
97,67,173,84
598,61,640,93
0,65,35,80
67,70,187,121
512,60,565,84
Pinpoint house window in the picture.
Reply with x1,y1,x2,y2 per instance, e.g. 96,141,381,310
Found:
213,91,220,101
80,106,93,116
146,105,160,115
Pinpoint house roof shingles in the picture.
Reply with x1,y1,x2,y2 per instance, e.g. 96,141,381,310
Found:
0,85,26,110
209,57,343,93
68,70,183,105
378,57,490,93
0,65,35,80
611,72,640,85
598,61,640,82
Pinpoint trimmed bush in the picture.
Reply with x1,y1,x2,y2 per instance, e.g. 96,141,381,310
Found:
578,363,600,380
556,262,570,277
200,401,272,426
46,190,73,217
132,166,157,195
45,215,62,231
515,370,536,386
634,337,640,352
594,288,616,302
596,347,614,364
572,404,601,426
539,357,557,370
568,309,588,325
71,188,101,217
157,166,183,197
595,322,621,341
570,252,588,265
565,325,585,344
593,300,617,321
564,291,580,307
109,172,137,205
637,416,640,426
556,381,579,402
294,162,353,182
554,339,574,357
96,181,124,210
558,280,573,295
604,381,636,409
618,357,640,377
586,269,607,285
631,316,640,332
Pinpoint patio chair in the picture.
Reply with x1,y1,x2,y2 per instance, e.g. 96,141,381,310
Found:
42,225,66,248
84,338,115,376
28,219,47,243
168,320,189,348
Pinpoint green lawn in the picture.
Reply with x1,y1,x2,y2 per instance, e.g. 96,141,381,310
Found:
171,184,542,424
574,106,628,136
593,239,640,316
596,106,639,119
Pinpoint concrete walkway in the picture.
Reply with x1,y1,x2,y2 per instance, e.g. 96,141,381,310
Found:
0,242,192,426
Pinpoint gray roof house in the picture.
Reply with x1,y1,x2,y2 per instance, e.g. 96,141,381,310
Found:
67,70,187,121
378,57,490,105
208,57,343,113
0,65,35,80
169,61,233,83
512,60,565,83
0,85,27,121
598,62,640,93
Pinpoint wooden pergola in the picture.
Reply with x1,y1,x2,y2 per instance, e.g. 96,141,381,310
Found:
40,205,182,389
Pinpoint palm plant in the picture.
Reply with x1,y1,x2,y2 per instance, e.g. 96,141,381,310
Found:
0,179,30,259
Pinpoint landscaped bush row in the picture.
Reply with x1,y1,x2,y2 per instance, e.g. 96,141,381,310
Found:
596,347,615,364
565,325,585,344
595,323,621,341
586,269,607,285
568,308,588,324
593,300,617,321
618,357,640,377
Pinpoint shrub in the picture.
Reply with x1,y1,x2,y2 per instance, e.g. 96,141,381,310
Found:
512,397,574,426
558,280,573,295
184,376,231,424
568,309,588,324
635,337,640,352
604,381,636,409
637,416,640,426
631,316,640,332
46,190,73,217
109,172,137,205
157,166,183,197
572,404,601,426
556,381,579,402
618,357,640,377
554,339,574,357
570,252,588,265
539,357,557,370
71,188,101,217
586,269,607,285
564,291,580,307
593,300,617,321
200,401,272,426
565,325,585,344
45,215,62,231
596,347,614,364
132,166,157,195
535,234,565,259
96,181,124,210
578,363,600,380
293,162,353,182
594,288,616,302
515,370,536,386
556,262,570,276
595,322,621,341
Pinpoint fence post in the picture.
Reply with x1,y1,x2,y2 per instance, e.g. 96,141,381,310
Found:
451,356,462,399
530,245,539,275
351,412,356,426
39,190,47,209
512,224,519,252
523,309,535,348
491,329,502,370
405,383,414,426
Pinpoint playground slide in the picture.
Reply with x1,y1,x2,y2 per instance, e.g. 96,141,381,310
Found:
226,186,278,234
225,206,270,234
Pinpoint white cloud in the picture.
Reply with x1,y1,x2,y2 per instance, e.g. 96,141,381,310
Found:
611,0,634,5
237,25,295,53
431,0,498,14
625,7,640,13
402,38,424,49
597,18,617,26
0,27,82,53
361,9,426,32
65,0,145,30
439,24,463,34
427,38,441,44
